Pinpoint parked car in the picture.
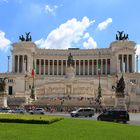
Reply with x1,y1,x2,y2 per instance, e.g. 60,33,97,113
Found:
97,110,129,123
0,108,12,113
12,108,27,114
29,108,46,115
70,108,95,117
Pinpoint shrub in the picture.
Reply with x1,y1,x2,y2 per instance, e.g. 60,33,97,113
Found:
0,114,64,124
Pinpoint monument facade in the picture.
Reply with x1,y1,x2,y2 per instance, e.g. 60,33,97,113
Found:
0,32,140,109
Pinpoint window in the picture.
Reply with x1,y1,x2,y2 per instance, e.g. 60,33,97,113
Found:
130,79,136,84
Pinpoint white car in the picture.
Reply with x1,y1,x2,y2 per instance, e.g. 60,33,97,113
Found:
12,108,27,114
70,108,95,117
29,108,46,115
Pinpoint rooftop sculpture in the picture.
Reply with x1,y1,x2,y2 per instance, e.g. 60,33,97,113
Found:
116,31,129,41
19,32,32,42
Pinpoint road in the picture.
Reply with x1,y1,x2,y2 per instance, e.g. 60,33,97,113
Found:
47,112,140,126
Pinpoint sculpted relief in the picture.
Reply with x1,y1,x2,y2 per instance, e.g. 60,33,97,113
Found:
73,86,93,95
45,86,65,95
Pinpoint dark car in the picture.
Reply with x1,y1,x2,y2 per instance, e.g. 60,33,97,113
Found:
97,110,129,123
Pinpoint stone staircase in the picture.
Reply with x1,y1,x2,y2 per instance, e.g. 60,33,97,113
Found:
7,96,26,107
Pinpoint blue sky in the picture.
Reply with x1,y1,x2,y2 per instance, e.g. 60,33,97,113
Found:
0,0,140,72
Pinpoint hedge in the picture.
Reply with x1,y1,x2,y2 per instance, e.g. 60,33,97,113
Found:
0,114,64,124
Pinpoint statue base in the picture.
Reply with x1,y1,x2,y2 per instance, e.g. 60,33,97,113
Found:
115,97,126,110
0,92,8,108
65,65,75,79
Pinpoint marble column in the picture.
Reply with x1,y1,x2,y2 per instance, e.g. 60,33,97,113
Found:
132,54,134,73
39,59,41,75
79,60,80,75
21,55,23,73
127,55,129,73
92,60,94,75
74,60,76,70
57,60,59,75
122,55,125,73
116,55,118,73
12,55,15,72
61,60,63,75
52,60,54,75
105,59,107,75
28,56,31,73
96,59,98,75
48,60,50,75
100,59,103,75
44,59,45,75
23,56,26,73
87,60,89,75
129,55,132,73
17,55,19,73
83,60,85,75
66,59,67,68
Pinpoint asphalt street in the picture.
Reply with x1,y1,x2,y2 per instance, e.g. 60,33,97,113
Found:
47,112,140,126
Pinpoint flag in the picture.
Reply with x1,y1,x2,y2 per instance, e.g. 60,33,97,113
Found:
31,60,36,78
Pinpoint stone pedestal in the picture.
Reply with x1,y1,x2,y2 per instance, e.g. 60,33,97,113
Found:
115,97,126,110
0,92,8,107
65,65,75,79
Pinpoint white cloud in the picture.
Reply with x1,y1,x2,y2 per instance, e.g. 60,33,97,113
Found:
83,37,97,49
30,4,42,17
97,18,112,30
0,31,11,51
0,0,8,3
45,4,58,15
83,32,90,39
35,17,95,49
136,44,140,56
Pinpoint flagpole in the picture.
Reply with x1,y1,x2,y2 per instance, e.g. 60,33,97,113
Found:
31,52,35,100
95,51,102,109
98,51,102,100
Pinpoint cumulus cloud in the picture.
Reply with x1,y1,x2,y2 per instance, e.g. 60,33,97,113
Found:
45,4,58,15
0,31,11,51
83,32,90,39
35,17,95,49
136,44,140,56
0,0,8,3
83,37,97,49
97,18,112,30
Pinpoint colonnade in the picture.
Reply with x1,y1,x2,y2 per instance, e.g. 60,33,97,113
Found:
35,59,111,76
13,54,135,75
14,55,28,73
118,54,134,73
